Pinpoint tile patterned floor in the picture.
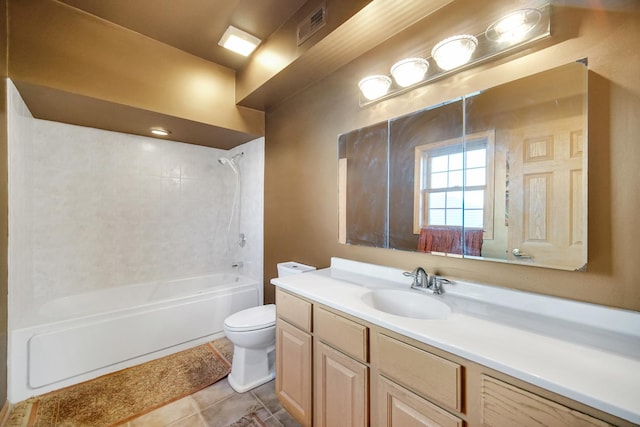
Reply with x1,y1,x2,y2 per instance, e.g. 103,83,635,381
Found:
5,335,300,426
124,378,301,427
6,378,300,427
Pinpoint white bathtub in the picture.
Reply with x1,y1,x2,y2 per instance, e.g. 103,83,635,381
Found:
9,273,261,402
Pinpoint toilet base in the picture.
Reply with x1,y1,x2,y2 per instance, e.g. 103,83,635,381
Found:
227,344,275,393
228,369,275,393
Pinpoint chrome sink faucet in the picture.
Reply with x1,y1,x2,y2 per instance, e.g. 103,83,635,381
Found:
403,267,429,290
403,267,450,294
430,276,451,295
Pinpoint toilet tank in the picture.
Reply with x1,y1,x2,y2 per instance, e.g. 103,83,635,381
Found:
277,261,316,278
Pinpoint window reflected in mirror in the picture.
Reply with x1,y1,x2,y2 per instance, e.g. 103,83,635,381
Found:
414,131,495,256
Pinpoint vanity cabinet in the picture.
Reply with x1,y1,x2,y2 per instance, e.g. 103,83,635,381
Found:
275,287,628,427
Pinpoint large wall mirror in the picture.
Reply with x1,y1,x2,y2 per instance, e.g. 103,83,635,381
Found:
338,61,588,271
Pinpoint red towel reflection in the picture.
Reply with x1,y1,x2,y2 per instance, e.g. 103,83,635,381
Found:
418,226,483,256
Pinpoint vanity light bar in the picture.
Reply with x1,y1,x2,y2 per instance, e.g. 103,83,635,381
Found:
358,4,550,106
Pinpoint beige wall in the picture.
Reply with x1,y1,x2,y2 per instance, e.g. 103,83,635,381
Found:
264,2,640,311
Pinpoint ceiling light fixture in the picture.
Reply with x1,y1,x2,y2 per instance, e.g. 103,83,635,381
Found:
357,3,550,107
358,75,392,101
431,34,478,71
218,25,262,57
150,127,171,136
390,57,429,87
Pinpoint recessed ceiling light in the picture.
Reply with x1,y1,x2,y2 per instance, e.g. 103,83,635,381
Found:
150,127,171,136
218,25,261,57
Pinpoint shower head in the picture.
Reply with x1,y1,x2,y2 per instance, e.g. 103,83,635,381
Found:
218,152,243,171
218,155,240,174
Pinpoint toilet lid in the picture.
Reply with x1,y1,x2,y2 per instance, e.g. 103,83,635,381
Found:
224,304,276,332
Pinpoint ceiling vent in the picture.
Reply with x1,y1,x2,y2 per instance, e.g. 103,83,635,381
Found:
297,2,327,46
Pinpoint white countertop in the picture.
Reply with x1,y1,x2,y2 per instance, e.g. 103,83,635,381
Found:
271,258,640,424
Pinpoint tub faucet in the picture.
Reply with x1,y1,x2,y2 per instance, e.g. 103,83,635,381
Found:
403,267,429,290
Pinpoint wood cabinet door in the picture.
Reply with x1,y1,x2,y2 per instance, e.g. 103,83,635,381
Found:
377,375,463,427
276,318,312,427
315,340,369,427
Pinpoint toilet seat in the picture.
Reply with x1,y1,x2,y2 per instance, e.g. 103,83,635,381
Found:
224,304,275,332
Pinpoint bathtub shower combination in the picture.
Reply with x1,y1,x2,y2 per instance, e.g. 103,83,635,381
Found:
10,273,261,402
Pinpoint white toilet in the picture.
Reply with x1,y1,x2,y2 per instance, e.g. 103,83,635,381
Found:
224,304,277,393
223,261,315,393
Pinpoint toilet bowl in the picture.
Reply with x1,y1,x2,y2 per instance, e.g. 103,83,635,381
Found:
224,261,315,393
223,304,276,393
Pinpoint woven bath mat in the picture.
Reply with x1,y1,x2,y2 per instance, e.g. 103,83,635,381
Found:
27,339,232,426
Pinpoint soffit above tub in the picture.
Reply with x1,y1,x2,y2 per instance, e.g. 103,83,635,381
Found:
14,81,261,149
56,0,308,72
9,0,264,149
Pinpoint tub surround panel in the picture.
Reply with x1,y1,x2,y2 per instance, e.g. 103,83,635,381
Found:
7,81,265,330
236,138,265,285
28,121,225,300
7,80,34,331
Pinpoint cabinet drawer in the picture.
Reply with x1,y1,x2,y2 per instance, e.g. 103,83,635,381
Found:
377,376,463,427
481,376,612,427
377,333,462,411
276,288,312,332
314,306,368,362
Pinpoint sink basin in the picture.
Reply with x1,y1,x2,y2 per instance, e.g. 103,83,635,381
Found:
361,289,451,320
